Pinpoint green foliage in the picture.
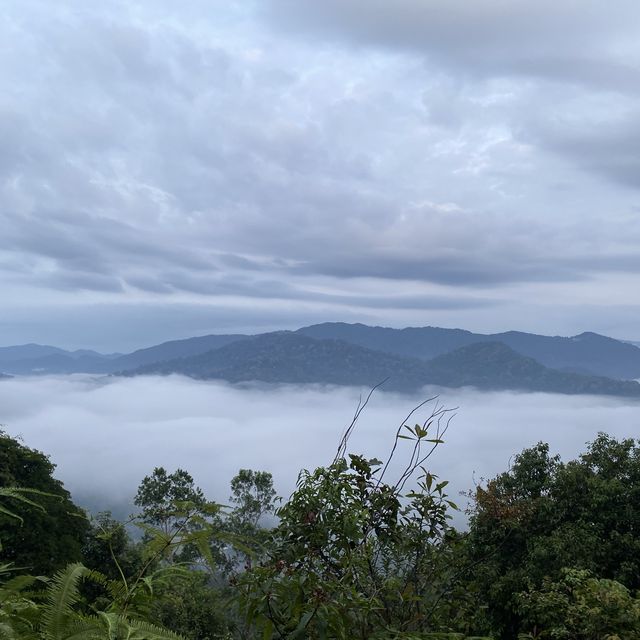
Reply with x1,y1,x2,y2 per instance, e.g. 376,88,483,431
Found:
517,568,640,639
0,562,44,639
36,561,186,640
0,488,50,529
82,512,143,581
466,434,640,639
236,401,470,639
0,432,89,574
6,408,640,640
149,571,230,640
135,468,206,535
229,470,277,529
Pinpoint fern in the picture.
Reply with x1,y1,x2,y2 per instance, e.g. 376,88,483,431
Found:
0,487,53,525
41,563,91,640
125,618,185,640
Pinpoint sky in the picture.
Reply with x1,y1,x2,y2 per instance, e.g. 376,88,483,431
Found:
2,374,638,525
3,1,640,351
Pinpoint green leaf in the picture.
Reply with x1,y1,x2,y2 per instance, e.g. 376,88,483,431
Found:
288,610,314,639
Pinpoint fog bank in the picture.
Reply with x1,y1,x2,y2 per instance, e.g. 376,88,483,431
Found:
1,375,638,522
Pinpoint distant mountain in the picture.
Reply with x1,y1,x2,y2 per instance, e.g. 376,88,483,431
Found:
427,342,640,396
297,323,640,380
4,322,640,390
0,344,70,363
0,353,110,375
121,332,640,398
122,332,430,392
297,323,478,359
0,334,248,375
0,343,117,375
108,333,248,372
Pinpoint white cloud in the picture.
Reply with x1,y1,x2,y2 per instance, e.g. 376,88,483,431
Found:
2,375,638,526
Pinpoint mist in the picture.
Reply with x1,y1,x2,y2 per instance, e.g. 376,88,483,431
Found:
1,375,638,524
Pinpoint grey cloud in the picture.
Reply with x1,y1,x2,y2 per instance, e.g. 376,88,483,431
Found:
524,112,640,190
261,1,639,85
263,1,640,189
2,0,640,344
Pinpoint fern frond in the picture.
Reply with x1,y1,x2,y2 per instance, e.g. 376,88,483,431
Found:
0,487,59,518
0,620,16,640
126,619,185,640
104,579,128,607
60,614,106,640
41,563,91,640
0,487,59,534
1,575,44,594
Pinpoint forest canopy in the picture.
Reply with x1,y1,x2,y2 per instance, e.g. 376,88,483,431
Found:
1,403,640,640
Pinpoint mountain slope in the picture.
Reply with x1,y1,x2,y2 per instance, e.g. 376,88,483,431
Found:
298,323,640,379
121,333,640,397
123,332,431,392
0,344,71,364
0,353,110,375
297,322,478,360
108,333,248,371
0,344,118,374
427,342,640,396
0,334,248,374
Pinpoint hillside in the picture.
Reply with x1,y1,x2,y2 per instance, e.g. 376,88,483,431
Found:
121,333,640,397
107,333,249,371
0,335,248,375
0,345,120,375
298,322,640,379
427,342,640,396
122,332,431,392
5,322,640,386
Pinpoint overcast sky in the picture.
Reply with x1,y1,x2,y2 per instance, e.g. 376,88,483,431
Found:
3,1,640,351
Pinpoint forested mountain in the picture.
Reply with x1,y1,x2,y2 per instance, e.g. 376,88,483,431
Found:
0,352,113,375
298,322,640,379
4,323,640,393
122,332,640,397
0,336,247,375
0,343,73,361
123,332,430,392
0,344,122,375
107,333,249,371
427,342,640,395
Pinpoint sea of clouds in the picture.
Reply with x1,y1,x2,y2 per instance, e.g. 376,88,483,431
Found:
1,375,638,525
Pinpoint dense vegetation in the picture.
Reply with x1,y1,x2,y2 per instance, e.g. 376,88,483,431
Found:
124,333,640,398
2,401,640,639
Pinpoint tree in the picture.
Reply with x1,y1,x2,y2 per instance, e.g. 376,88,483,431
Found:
149,570,230,640
517,568,640,639
134,467,206,536
466,434,640,639
0,431,89,574
229,469,277,529
82,512,139,573
236,398,471,639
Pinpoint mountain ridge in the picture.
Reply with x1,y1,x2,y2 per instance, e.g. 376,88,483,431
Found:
118,332,640,398
3,322,640,391
297,322,640,379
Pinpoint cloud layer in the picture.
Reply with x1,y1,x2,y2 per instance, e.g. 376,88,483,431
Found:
2,375,638,525
3,1,640,347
